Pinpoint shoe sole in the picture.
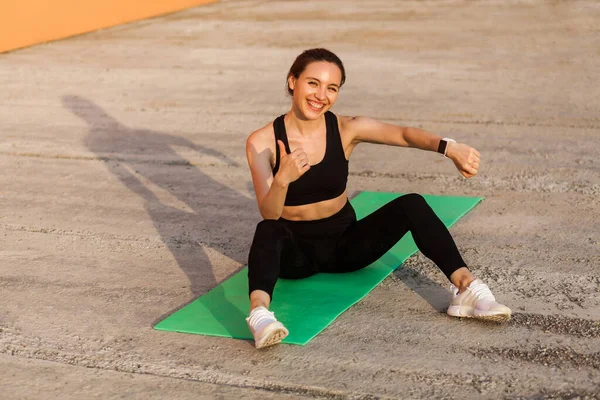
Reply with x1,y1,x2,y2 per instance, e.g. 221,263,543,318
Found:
447,306,511,322
255,325,289,349
475,312,511,322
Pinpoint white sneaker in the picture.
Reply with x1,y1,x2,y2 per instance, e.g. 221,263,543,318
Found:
246,306,289,349
447,279,511,322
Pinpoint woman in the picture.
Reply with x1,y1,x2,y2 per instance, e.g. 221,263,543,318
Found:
245,48,510,349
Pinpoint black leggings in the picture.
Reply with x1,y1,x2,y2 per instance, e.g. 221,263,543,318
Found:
248,193,466,299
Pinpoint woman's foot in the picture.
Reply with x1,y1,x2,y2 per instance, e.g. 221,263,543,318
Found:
447,279,512,322
246,306,289,348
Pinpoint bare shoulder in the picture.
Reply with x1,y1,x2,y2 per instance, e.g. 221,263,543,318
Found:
246,121,277,168
247,121,275,151
338,114,379,130
337,115,379,138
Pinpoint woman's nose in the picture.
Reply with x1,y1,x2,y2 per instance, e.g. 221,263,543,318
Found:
315,86,327,100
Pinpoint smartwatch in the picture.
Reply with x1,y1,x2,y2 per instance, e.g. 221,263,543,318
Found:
437,138,456,158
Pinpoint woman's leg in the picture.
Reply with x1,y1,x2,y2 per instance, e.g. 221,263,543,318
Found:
329,193,467,283
329,193,511,320
247,219,317,348
247,219,316,308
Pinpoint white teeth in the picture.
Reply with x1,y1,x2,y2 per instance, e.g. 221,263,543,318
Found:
308,101,324,109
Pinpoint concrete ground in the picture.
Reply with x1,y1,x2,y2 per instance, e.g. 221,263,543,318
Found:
1,0,599,398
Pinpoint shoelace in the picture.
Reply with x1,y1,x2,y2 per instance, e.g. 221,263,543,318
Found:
247,308,275,330
469,281,496,301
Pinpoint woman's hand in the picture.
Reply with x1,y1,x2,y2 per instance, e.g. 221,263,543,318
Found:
273,140,311,187
446,142,480,178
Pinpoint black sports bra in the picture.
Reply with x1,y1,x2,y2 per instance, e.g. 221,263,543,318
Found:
273,111,348,206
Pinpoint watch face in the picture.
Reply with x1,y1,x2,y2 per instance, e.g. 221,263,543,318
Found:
437,139,448,155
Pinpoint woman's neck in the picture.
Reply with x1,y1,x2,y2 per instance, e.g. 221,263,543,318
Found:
286,108,325,138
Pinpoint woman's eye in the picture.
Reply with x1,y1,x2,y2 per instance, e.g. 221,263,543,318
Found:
328,87,338,92
308,81,317,86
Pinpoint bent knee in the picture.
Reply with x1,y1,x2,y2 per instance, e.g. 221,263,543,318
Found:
395,193,427,207
256,219,282,230
254,219,288,240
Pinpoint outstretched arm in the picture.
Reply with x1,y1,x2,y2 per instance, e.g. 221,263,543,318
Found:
343,116,480,178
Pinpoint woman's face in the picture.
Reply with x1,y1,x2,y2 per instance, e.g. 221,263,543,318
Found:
288,61,342,120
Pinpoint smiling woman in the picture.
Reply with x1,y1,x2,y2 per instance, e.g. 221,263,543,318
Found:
243,48,511,349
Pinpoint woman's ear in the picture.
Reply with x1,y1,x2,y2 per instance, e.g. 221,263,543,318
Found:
287,75,296,92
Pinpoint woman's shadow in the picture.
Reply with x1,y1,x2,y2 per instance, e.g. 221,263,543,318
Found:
62,95,249,334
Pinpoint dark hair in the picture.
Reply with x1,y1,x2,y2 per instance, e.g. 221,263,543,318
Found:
286,48,346,96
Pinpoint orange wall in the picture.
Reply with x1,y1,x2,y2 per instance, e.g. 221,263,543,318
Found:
0,0,218,53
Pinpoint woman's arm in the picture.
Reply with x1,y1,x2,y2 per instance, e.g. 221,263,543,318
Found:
246,128,310,219
343,116,480,178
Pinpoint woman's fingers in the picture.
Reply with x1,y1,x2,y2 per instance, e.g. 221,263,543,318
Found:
467,148,480,171
289,149,309,168
280,148,310,179
467,163,478,175
296,154,309,167
290,148,305,158
300,163,311,173
460,160,478,177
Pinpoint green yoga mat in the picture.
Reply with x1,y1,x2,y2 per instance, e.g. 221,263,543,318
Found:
154,191,483,345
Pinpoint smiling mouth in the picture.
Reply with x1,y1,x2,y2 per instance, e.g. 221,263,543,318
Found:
307,100,324,110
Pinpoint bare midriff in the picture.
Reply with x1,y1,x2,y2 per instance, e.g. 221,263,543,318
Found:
279,190,348,221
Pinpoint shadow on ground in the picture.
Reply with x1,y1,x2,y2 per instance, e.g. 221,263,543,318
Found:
62,95,250,333
393,264,454,313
